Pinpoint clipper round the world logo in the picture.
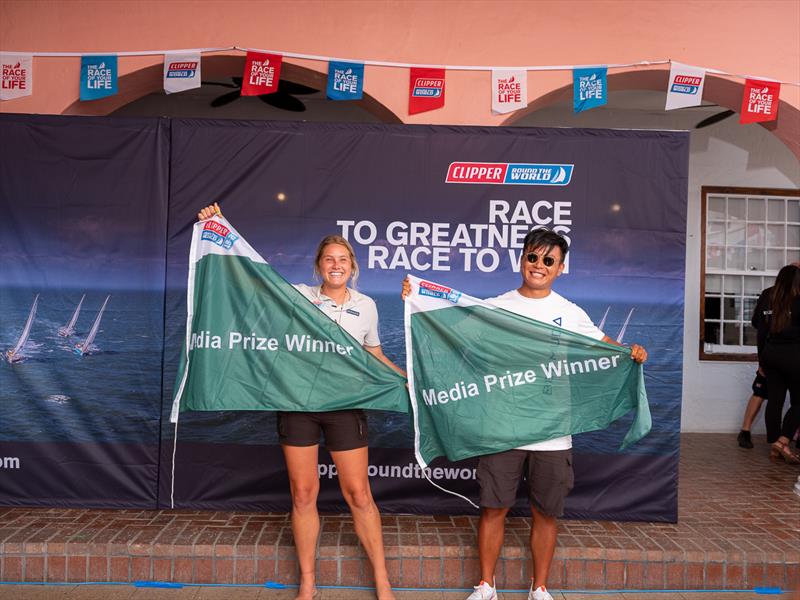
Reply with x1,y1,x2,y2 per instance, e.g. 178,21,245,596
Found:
445,162,574,186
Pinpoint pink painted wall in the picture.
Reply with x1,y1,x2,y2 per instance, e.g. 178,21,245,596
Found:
2,1,798,150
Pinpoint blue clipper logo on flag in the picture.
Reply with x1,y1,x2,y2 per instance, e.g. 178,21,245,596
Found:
573,67,607,113
445,162,574,186
201,220,239,250
167,62,198,79
413,78,443,97
327,61,364,100
80,55,117,101
418,280,461,303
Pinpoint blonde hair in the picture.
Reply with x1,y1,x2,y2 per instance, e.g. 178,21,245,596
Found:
313,235,359,288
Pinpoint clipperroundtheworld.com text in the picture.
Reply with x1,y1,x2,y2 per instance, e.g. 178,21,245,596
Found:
318,462,476,480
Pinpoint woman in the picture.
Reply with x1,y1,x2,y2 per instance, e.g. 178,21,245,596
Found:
198,203,403,600
755,264,800,463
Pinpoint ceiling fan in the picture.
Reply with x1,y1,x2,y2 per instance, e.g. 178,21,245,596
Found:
203,77,318,112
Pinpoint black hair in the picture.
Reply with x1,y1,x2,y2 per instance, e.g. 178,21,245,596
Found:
522,228,569,263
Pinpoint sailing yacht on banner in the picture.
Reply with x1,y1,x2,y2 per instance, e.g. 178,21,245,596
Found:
58,294,85,337
74,295,110,356
6,294,39,363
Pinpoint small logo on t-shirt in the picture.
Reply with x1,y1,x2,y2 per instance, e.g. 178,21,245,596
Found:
553,317,562,327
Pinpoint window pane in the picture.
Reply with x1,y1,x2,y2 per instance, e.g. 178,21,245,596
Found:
723,276,742,294
767,199,785,221
787,225,800,247
788,248,800,263
767,224,785,246
707,221,725,245
743,295,759,320
706,274,722,293
746,223,765,247
723,297,740,320
707,246,724,269
723,322,741,345
744,276,764,294
708,196,726,220
748,198,766,221
726,247,745,270
704,321,720,344
727,221,746,246
746,247,764,271
767,248,785,270
728,197,746,221
788,199,800,223
743,326,758,346
704,295,721,319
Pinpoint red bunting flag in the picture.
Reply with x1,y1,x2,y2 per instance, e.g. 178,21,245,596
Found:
241,51,282,96
409,67,445,115
740,78,780,124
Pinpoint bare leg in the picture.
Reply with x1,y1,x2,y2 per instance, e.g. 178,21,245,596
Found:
478,506,509,584
282,444,321,600
332,447,395,600
530,504,558,591
741,394,765,430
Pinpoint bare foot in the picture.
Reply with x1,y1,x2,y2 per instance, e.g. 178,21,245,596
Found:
376,580,396,600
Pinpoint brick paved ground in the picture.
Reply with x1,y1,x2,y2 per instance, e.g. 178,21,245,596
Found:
1,434,798,592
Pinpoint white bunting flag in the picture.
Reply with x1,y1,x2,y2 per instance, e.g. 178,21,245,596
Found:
492,69,527,114
163,52,201,94
664,62,706,111
1,54,33,100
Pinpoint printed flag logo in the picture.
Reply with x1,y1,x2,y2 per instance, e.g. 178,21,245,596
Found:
80,55,118,101
419,280,462,303
573,67,607,113
665,62,705,110
201,220,239,250
0,53,32,100
241,51,282,96
409,67,445,115
740,78,780,124
445,162,574,186
327,61,364,100
492,69,527,114
163,52,201,94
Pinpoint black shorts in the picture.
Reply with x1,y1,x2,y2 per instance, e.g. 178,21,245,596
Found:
277,409,368,451
477,449,574,517
752,372,768,398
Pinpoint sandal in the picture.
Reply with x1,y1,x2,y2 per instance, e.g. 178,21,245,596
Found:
771,441,800,464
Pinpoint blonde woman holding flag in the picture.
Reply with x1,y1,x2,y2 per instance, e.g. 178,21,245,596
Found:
198,203,403,600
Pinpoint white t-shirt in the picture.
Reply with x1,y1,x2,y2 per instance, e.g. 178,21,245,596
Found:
294,284,381,347
486,289,605,452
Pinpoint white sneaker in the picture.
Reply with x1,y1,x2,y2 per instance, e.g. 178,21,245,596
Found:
466,580,497,600
529,584,554,600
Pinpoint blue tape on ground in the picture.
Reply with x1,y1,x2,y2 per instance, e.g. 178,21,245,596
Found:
754,587,782,595
134,581,184,588
264,581,288,588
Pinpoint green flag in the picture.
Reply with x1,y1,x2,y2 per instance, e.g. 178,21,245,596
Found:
169,216,408,423
404,276,651,466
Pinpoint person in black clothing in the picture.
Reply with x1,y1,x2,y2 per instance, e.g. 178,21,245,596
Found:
752,264,800,463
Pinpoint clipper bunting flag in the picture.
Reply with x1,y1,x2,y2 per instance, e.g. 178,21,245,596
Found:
664,62,705,110
404,276,651,466
740,78,780,124
241,51,282,96
170,216,408,423
0,54,32,100
327,61,364,100
164,52,201,94
80,55,118,101
573,67,607,113
491,69,527,114
409,67,445,115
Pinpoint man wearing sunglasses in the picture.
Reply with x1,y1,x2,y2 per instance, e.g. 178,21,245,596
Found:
405,227,647,600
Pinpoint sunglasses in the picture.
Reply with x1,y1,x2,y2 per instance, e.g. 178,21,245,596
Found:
525,252,557,267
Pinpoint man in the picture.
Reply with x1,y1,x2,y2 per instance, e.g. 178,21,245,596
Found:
406,228,648,600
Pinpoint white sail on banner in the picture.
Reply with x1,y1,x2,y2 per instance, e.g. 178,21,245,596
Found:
60,294,85,336
79,295,110,354
11,294,38,357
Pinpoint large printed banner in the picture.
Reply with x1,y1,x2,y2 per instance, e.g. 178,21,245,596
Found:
0,116,687,521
